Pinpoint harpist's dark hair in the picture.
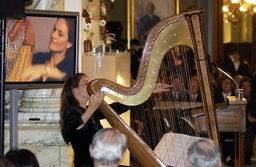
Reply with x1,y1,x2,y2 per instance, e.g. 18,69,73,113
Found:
59,73,86,143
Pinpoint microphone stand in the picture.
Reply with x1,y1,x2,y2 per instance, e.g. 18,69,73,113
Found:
211,62,243,100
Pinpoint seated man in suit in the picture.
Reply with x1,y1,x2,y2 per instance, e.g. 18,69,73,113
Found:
214,76,235,104
189,76,202,102
241,77,256,165
162,73,191,102
161,73,191,134
214,76,235,166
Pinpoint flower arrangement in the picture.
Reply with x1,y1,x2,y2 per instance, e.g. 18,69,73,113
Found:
82,0,115,52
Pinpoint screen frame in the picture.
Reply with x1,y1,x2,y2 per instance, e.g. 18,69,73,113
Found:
5,9,79,89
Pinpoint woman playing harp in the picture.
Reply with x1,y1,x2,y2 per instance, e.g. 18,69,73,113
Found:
87,8,220,167
59,73,157,167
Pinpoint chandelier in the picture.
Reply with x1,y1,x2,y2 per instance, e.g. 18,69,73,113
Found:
222,0,256,26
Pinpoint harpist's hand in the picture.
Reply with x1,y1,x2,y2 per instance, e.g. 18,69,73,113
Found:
88,91,105,112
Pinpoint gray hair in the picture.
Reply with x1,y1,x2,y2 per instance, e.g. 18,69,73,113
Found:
91,128,127,166
187,138,221,167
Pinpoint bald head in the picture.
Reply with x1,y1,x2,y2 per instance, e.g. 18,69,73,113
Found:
90,128,127,166
187,138,221,167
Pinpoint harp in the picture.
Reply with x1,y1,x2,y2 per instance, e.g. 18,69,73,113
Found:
5,18,35,82
88,8,220,167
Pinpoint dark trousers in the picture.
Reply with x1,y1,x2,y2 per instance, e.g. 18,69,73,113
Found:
245,125,256,156
220,132,236,161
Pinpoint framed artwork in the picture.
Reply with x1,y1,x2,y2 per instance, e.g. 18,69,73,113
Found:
133,0,175,43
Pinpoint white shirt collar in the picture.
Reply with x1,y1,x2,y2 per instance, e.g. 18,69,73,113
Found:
229,55,240,71
222,92,231,101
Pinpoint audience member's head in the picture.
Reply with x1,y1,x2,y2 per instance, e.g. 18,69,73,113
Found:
0,156,13,167
186,138,222,167
5,148,39,167
240,77,253,97
234,75,244,88
220,76,234,94
90,128,127,167
189,76,200,95
130,38,141,52
169,73,185,92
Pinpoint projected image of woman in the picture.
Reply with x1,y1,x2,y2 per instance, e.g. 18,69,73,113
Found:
22,18,75,81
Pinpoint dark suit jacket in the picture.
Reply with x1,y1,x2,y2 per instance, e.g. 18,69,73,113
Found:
222,56,250,77
195,92,202,102
162,88,191,102
246,93,256,118
214,90,235,104
190,91,202,102
131,48,143,80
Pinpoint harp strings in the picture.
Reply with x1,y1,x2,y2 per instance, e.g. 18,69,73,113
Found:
129,45,204,159
163,45,196,134
159,45,203,165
